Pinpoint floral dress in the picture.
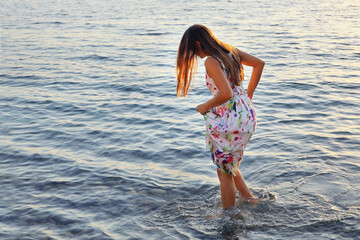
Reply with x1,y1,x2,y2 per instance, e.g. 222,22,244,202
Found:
203,56,256,176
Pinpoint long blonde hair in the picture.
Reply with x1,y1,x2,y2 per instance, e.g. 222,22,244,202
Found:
176,24,244,97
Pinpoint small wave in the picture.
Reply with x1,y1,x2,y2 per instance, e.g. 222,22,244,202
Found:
22,99,53,105
45,101,87,114
136,32,170,36
275,170,315,179
33,21,64,25
291,217,360,239
0,74,45,80
277,119,316,125
353,52,360,58
283,82,320,90
49,81,80,85
309,53,334,57
1,206,78,226
66,54,118,62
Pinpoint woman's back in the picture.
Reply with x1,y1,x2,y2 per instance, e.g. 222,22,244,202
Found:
205,54,246,97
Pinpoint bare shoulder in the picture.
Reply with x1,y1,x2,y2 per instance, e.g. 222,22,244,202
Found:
205,56,221,69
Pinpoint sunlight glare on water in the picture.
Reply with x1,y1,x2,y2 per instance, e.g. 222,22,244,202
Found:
1,0,359,239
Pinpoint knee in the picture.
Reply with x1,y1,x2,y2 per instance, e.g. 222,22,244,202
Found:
217,168,233,182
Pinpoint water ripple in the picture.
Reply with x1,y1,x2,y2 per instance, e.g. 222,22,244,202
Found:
1,0,359,239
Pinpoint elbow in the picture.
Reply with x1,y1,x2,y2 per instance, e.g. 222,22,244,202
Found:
254,60,265,70
259,60,265,68
218,91,233,102
223,91,233,101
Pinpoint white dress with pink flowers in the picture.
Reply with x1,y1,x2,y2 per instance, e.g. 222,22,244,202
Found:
203,57,257,176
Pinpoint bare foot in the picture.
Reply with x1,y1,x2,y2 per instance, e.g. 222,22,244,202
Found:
239,196,259,204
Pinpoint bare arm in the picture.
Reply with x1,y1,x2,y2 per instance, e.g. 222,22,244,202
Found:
236,49,265,100
196,57,233,115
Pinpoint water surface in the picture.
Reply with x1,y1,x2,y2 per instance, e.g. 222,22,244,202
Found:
1,0,359,239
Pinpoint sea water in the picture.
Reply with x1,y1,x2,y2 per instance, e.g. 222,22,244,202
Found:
1,0,359,239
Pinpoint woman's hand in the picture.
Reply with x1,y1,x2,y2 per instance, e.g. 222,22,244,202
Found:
196,103,209,115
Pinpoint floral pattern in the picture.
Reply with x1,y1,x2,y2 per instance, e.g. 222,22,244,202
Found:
203,57,256,176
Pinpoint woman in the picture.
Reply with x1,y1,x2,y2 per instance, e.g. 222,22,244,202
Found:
176,24,265,208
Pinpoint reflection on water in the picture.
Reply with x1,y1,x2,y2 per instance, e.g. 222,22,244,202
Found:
1,0,360,239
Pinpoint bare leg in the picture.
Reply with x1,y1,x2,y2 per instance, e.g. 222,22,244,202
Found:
217,168,236,209
233,169,258,203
